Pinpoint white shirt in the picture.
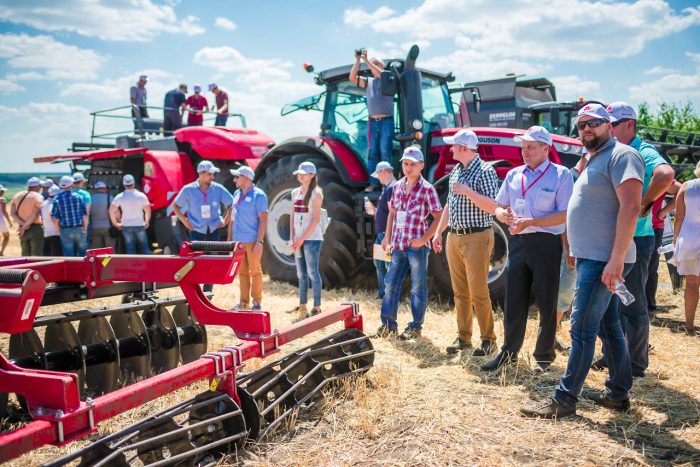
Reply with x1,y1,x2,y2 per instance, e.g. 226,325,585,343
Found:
111,189,149,227
41,198,60,236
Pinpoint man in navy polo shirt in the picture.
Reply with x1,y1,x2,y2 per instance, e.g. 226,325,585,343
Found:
227,166,268,310
364,161,396,299
172,160,234,292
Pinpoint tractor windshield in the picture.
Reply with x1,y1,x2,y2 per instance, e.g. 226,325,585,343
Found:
324,82,374,160
422,76,456,131
280,92,325,116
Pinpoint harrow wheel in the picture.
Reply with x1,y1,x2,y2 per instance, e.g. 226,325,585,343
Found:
110,311,151,382
79,316,120,395
143,304,181,373
171,303,207,364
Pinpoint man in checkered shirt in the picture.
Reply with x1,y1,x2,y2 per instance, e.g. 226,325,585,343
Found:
432,129,499,357
377,146,442,341
52,175,88,257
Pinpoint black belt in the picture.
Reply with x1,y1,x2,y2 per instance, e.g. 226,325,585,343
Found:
369,115,392,121
449,226,488,235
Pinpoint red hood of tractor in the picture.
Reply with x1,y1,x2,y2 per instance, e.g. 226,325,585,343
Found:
175,126,274,169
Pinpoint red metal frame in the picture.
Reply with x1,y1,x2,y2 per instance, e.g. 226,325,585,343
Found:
0,243,364,463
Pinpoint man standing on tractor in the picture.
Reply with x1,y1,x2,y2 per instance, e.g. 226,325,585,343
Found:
186,85,209,127
432,129,499,357
377,146,442,341
172,160,233,292
130,75,148,122
482,126,574,373
163,83,188,136
209,83,229,126
349,48,394,191
227,166,268,311
52,175,88,257
11,177,44,256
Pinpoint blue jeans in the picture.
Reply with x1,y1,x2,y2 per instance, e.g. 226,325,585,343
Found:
373,232,391,298
554,259,634,409
190,228,221,292
367,118,394,181
60,226,87,257
380,246,429,331
215,115,228,126
122,226,151,254
295,240,323,307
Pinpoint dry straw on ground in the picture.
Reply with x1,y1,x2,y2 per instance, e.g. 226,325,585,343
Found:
1,236,698,466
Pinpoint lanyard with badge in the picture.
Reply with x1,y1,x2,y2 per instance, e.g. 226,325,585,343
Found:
395,180,419,229
199,187,212,220
515,163,551,217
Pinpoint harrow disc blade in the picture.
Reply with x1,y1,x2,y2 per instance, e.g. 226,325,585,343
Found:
78,316,120,395
44,321,86,395
171,303,207,364
143,305,180,373
111,311,151,382
188,391,248,463
9,329,46,369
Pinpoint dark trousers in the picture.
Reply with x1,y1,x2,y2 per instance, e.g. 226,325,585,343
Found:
43,235,62,256
163,110,182,135
189,228,221,292
20,224,44,256
646,228,663,310
502,232,562,363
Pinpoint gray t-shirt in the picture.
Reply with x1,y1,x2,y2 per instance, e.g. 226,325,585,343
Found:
366,78,394,117
90,192,111,229
130,85,147,106
567,138,644,264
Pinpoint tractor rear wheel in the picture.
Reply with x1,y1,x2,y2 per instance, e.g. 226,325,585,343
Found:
258,154,359,288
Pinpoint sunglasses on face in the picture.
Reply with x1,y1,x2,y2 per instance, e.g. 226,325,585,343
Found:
611,119,631,128
576,118,608,131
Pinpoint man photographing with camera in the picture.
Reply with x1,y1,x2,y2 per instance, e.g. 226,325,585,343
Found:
349,48,395,191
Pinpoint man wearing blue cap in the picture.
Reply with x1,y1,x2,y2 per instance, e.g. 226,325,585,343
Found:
227,166,268,310
163,84,188,135
522,104,644,419
52,175,88,257
11,177,45,256
130,75,148,120
172,160,233,292
363,161,396,299
209,83,229,126
186,85,209,127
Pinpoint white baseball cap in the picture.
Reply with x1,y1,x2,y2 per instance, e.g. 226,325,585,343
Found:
444,129,478,149
72,172,86,182
95,181,107,189
230,166,255,180
197,160,220,174
123,174,136,185
293,161,317,175
27,177,41,187
48,185,61,197
572,103,610,124
59,175,75,188
515,125,553,146
371,161,393,178
41,178,54,187
606,102,637,123
400,146,424,163
0,184,5,191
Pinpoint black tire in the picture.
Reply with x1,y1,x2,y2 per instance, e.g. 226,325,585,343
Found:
427,191,510,306
258,153,359,287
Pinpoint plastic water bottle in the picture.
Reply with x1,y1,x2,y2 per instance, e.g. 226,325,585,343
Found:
614,281,635,306
364,196,371,211
657,243,674,254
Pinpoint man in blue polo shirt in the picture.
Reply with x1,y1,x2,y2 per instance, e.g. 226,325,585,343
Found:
172,160,234,292
364,161,396,299
227,166,268,310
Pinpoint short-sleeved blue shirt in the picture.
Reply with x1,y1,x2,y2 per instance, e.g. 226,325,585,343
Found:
174,181,233,234
630,136,668,237
231,185,268,243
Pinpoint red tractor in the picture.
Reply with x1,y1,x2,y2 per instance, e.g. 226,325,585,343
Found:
256,45,584,303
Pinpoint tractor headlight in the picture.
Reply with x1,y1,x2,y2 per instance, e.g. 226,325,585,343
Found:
412,119,423,131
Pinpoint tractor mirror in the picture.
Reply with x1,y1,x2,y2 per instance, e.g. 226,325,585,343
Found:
380,70,398,96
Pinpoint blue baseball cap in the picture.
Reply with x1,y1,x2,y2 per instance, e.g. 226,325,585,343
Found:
293,161,317,175
573,103,610,124
193,84,202,93
208,83,218,91
444,129,478,149
515,125,553,146
400,146,424,163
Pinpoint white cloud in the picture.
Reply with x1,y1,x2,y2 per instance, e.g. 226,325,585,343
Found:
644,66,680,75
343,6,396,28
0,33,105,81
422,48,549,83
0,0,205,42
0,79,25,93
629,73,700,105
60,69,182,105
687,51,700,63
549,75,601,101
215,17,237,31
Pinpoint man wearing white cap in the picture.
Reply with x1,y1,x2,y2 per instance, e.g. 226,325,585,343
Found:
186,85,209,127
172,160,234,292
11,177,45,256
209,83,229,126
110,175,151,254
41,179,54,200
377,146,442,341
227,166,268,310
364,161,396,299
52,175,88,257
482,126,574,373
432,129,500,357
522,104,644,419
590,102,674,378
130,74,148,120
41,185,63,255
0,184,13,256
90,181,115,250
72,172,92,214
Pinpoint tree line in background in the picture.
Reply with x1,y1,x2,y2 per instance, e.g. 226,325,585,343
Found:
638,101,700,132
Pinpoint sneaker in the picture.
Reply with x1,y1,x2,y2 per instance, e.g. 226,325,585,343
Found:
521,397,575,419
229,303,248,311
586,391,630,412
446,338,472,355
287,305,307,314
554,339,570,353
480,351,517,371
398,327,421,341
591,357,607,371
252,301,262,311
374,324,397,339
533,361,552,374
472,339,497,357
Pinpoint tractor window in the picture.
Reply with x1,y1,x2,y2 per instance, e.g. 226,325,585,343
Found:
326,88,370,162
422,77,456,130
538,109,576,136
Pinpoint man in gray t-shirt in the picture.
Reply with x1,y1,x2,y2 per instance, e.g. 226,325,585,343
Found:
522,103,644,420
349,49,395,190
90,181,115,249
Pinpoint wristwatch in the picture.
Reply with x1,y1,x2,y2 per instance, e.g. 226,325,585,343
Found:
256,240,264,244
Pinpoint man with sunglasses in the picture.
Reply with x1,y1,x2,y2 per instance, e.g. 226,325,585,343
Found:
522,104,644,419
589,102,674,377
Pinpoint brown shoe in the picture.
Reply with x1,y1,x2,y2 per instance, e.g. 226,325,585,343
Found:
586,391,630,412
446,338,472,354
521,397,575,419
472,339,497,357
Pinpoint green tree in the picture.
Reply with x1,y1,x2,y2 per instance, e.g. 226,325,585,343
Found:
637,100,700,132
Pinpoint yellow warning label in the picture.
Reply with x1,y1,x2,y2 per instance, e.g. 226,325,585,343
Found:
102,257,112,267
209,377,218,391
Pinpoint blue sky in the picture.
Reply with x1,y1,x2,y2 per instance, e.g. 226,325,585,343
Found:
1,0,699,172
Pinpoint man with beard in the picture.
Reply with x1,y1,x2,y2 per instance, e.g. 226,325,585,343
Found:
521,104,644,418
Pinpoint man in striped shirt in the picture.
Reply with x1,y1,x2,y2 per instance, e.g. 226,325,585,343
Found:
377,146,442,341
433,129,499,356
52,175,88,257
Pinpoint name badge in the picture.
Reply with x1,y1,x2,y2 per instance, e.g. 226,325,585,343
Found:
514,199,526,218
201,204,211,219
245,197,252,202
396,211,408,229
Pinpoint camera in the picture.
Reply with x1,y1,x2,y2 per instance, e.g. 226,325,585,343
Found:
355,48,365,57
